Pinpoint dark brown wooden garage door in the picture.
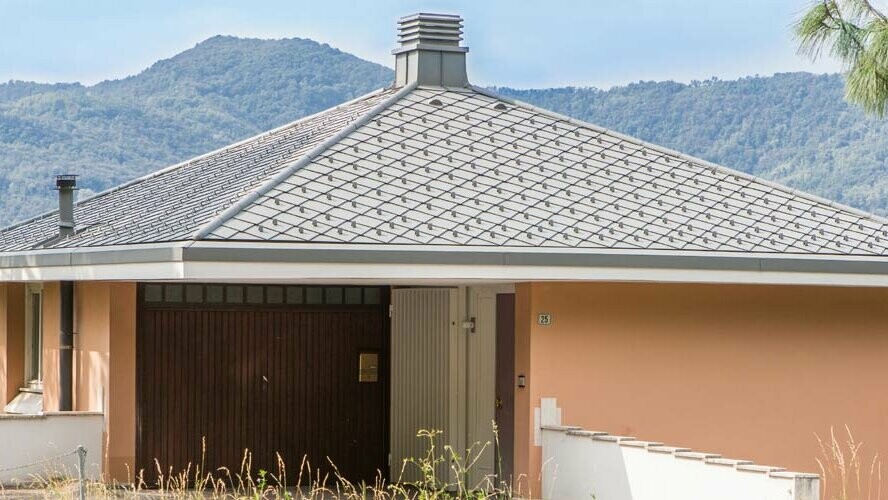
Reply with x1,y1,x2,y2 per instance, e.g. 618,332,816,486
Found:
136,284,389,485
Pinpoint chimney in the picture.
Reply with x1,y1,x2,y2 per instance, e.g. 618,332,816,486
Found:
55,175,77,239
54,174,77,412
393,13,468,87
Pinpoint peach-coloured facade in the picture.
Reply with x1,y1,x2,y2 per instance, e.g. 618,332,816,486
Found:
41,282,59,411
106,282,137,481
513,281,888,496
1,281,136,482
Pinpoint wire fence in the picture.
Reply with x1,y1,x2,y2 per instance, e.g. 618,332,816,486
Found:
0,445,88,500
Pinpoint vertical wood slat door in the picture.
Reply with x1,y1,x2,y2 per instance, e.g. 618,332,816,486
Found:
389,288,459,482
136,290,389,485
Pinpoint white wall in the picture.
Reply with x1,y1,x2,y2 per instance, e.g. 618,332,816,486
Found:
542,425,820,500
0,411,103,485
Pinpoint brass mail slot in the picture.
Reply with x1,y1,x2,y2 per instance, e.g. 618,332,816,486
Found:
359,352,379,382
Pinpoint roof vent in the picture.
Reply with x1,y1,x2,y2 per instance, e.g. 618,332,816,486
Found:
54,175,77,239
393,13,469,88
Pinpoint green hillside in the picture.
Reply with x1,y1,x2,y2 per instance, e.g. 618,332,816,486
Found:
0,36,885,226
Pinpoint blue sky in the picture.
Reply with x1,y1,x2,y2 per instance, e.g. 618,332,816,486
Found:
0,0,843,89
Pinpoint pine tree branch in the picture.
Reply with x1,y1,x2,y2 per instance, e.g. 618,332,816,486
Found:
821,0,869,58
856,0,888,23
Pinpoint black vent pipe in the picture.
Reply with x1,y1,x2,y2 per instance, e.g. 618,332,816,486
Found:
55,175,76,411
59,280,73,411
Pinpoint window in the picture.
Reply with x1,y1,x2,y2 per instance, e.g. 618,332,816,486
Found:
206,285,224,303
226,286,244,304
185,285,203,303
266,286,283,304
286,286,304,304
24,284,43,384
345,288,362,305
246,286,264,304
144,284,163,302
165,285,183,303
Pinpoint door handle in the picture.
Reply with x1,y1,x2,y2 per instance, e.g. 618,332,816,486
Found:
495,398,503,409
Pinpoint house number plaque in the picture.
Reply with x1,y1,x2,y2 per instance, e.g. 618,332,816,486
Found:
538,313,552,326
359,352,379,382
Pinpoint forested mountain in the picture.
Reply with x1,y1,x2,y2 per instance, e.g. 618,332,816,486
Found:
0,36,886,226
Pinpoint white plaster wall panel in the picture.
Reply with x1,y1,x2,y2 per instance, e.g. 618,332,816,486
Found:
542,425,820,500
0,412,103,484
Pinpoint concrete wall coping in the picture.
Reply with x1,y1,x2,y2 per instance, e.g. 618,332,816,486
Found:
541,425,819,480
0,411,103,420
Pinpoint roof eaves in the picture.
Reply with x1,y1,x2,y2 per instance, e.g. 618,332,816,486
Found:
0,240,186,269
175,241,888,282
469,85,888,227
193,82,419,240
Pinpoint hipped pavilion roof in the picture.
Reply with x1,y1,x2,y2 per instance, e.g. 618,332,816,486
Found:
2,83,886,256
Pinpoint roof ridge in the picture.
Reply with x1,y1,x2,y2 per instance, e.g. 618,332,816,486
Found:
0,86,394,236
192,82,419,240
469,85,888,227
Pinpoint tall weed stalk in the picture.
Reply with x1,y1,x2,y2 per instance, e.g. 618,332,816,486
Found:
816,425,882,500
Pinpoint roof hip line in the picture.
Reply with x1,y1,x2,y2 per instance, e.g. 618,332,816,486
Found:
192,82,419,240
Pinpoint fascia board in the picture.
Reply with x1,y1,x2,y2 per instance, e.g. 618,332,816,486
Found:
1,240,886,286
0,262,184,282
180,243,888,276
179,261,888,287
0,243,186,281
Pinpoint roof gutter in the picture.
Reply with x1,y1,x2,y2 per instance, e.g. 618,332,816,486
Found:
1,241,886,287
178,243,888,276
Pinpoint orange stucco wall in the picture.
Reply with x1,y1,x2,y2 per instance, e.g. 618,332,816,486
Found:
38,281,137,481
75,281,111,412
0,283,25,405
107,282,137,482
42,282,60,411
514,281,888,497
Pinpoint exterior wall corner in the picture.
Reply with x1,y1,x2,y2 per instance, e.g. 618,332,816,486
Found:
513,282,536,497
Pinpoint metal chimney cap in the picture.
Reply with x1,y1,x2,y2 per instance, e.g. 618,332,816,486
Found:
392,12,469,87
395,13,465,52
55,175,78,190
